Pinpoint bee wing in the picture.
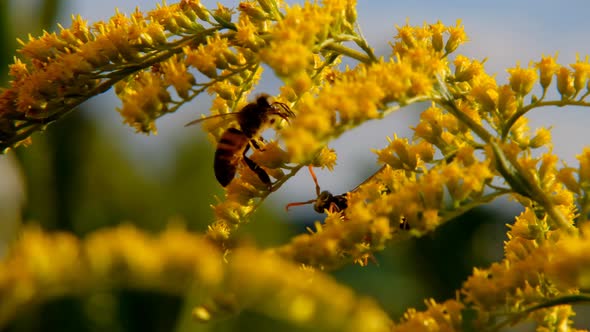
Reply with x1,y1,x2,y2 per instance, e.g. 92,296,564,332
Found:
349,165,388,193
185,112,239,128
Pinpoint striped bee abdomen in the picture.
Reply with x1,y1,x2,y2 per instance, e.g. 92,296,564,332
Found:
214,128,250,187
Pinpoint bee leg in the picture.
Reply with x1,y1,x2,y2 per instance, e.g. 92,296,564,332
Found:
250,137,266,151
243,153,272,190
327,203,339,213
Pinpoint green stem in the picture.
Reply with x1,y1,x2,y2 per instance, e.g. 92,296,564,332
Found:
323,43,372,64
352,23,378,62
439,98,493,143
1,30,218,151
487,294,590,331
440,190,510,222
502,99,590,140
490,140,574,232
442,98,574,232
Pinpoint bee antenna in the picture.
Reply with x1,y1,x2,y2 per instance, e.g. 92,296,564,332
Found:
307,165,322,197
272,101,295,117
185,118,201,127
285,199,317,211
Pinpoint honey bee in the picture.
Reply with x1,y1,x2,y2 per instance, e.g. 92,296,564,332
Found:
286,165,409,230
186,94,294,188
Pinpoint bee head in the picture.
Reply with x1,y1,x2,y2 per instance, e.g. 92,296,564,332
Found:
314,191,334,213
256,94,272,108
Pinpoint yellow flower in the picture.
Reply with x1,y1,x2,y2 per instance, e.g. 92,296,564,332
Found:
529,127,552,149
208,80,237,101
469,73,498,113
535,54,559,90
287,72,314,98
453,55,485,82
557,166,580,194
509,208,544,240
509,116,531,147
507,63,538,96
394,299,464,332
570,55,590,94
497,85,517,119
429,21,445,52
116,71,173,133
227,247,393,331
160,55,196,99
276,2,333,45
185,41,218,78
545,227,590,289
395,23,417,49
421,209,441,231
0,224,225,327
260,40,313,77
237,2,268,21
462,266,501,309
234,15,264,50
445,20,467,54
455,99,482,127
311,147,338,170
556,66,575,98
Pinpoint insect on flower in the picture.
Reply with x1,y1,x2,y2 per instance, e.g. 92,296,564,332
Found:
285,165,348,213
286,165,410,230
186,94,294,189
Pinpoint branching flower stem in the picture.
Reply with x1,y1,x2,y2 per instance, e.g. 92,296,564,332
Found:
502,98,590,140
440,97,574,232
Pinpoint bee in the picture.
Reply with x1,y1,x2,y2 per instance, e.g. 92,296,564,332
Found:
186,94,294,188
285,165,348,213
286,165,410,230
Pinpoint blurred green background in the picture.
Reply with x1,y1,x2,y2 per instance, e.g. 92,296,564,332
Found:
0,1,555,331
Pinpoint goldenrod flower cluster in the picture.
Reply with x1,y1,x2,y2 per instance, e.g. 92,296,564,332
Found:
0,224,223,327
2,0,590,331
0,224,391,332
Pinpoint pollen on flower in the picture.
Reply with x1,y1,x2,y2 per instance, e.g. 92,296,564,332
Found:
429,21,445,52
186,46,216,77
453,55,485,82
116,72,171,133
260,40,313,77
287,72,313,97
497,85,517,119
570,55,590,93
556,66,575,98
445,20,467,54
7,59,29,81
395,23,417,49
469,74,498,113
275,2,333,46
160,56,196,99
535,54,560,90
507,64,538,96
454,99,482,127
311,147,338,170
237,2,268,21
234,15,263,50
374,135,411,170
557,166,580,194
284,127,324,164
545,229,590,289
529,127,552,149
